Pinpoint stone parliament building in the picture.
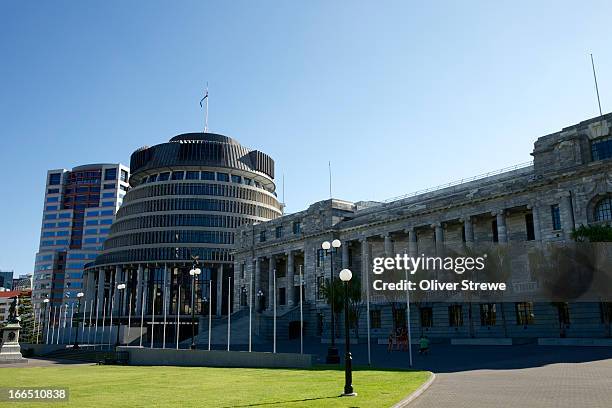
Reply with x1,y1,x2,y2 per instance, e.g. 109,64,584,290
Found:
233,113,612,342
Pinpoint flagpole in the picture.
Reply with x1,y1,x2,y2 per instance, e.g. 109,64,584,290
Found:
591,53,604,117
88,300,94,346
32,305,37,343
56,305,61,345
300,265,303,355
405,267,413,367
273,268,277,354
109,289,115,350
94,299,99,347
249,263,252,353
101,298,106,350
176,285,181,350
366,243,371,366
127,294,132,344
163,265,168,349
56,305,62,345
82,301,87,344
151,288,156,349
227,276,231,351
69,304,74,346
208,281,212,351
139,289,145,347
46,306,52,345
51,306,56,345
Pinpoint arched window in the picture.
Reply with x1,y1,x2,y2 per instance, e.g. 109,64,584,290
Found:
595,197,612,222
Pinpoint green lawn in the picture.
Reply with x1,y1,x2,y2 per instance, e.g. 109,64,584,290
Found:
0,365,429,407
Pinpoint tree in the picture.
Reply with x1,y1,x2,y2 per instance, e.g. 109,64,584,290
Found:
320,278,344,338
572,224,612,242
17,295,35,343
572,224,612,337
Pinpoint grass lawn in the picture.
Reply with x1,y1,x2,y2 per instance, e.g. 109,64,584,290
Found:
0,365,429,407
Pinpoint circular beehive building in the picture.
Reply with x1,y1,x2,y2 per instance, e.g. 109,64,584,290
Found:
83,132,281,340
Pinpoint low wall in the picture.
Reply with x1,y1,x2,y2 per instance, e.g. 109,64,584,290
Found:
21,343,69,356
118,347,313,368
538,338,612,347
451,338,513,346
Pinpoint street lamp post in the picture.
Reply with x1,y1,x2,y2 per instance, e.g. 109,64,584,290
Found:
189,262,201,350
339,268,356,396
115,284,126,347
43,298,50,344
323,239,342,364
72,292,84,349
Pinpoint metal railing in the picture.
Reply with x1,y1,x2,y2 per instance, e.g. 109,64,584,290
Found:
382,160,534,203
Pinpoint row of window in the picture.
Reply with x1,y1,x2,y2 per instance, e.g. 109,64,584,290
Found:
140,170,263,189
117,198,279,220
260,221,302,242
368,302,549,329
104,230,235,249
94,246,232,265
85,210,115,217
43,222,71,229
592,136,612,161
111,214,252,234
125,182,280,209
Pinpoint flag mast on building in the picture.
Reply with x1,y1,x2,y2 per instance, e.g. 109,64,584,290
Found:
200,83,209,132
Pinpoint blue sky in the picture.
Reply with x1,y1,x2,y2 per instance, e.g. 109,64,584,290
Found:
1,1,611,277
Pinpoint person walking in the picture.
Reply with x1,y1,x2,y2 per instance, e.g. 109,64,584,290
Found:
419,335,430,355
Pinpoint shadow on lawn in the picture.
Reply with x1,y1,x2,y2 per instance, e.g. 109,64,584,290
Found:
224,395,341,407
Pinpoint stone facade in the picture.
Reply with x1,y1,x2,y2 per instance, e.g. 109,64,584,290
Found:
233,113,612,341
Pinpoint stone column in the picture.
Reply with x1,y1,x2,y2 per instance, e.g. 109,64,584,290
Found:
286,251,295,307
433,223,444,244
216,265,223,316
462,216,474,243
267,256,275,310
383,233,393,257
527,204,542,241
341,241,350,269
559,192,575,240
97,269,105,314
360,237,369,283
407,228,417,256
135,265,143,314
494,211,508,243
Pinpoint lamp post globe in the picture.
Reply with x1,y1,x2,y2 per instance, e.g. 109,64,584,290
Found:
332,239,342,248
339,268,355,396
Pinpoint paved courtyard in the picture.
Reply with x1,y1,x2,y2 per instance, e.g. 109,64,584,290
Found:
271,339,612,408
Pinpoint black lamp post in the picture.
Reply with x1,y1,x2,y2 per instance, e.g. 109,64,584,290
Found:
115,284,126,347
72,292,84,349
189,261,201,350
339,268,356,396
323,239,342,364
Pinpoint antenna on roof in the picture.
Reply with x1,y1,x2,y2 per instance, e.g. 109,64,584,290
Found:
328,161,332,199
200,82,209,132
590,54,604,118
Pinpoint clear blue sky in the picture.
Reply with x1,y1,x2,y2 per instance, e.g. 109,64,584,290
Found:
1,1,610,277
